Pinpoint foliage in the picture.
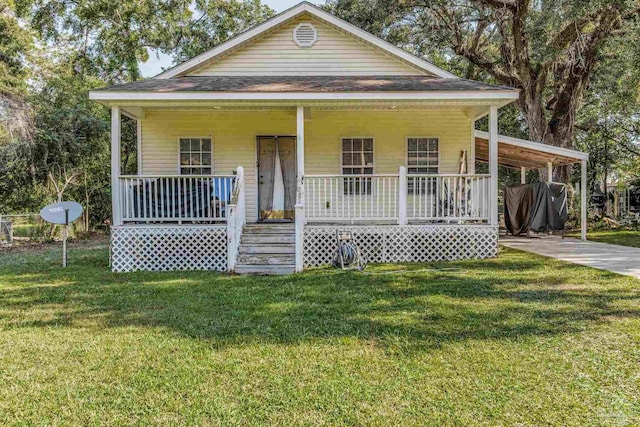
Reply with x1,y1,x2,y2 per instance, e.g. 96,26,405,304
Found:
0,0,274,223
172,0,273,63
573,28,640,186
15,0,273,81
0,0,34,144
326,0,640,182
1,0,639,221
1,241,640,424
0,0,31,94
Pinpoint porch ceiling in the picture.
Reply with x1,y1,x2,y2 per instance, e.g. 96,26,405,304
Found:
474,130,588,169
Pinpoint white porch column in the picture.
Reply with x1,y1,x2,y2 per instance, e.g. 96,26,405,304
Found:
398,166,407,225
136,119,142,174
547,161,553,182
581,159,587,240
489,105,499,226
295,106,305,272
296,106,305,183
520,167,526,184
111,106,122,226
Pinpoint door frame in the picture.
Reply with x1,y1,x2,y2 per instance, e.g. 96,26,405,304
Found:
256,135,297,222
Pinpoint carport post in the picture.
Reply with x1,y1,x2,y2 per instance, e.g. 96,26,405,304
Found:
547,162,553,182
520,167,526,184
581,159,587,240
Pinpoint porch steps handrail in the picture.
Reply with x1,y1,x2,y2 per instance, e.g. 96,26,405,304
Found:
294,178,305,273
227,166,245,271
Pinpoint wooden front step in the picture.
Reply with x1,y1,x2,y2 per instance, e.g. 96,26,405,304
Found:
239,244,295,254
236,254,295,265
241,234,295,244
235,265,296,275
243,224,294,234
235,223,297,275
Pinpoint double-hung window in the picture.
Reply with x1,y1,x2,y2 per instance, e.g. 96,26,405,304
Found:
179,137,212,175
342,137,374,195
407,137,439,194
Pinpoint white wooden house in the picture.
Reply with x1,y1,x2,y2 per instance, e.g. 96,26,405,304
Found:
89,1,589,274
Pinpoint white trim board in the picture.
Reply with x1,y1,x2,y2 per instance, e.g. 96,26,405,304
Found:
90,90,520,102
154,2,458,80
474,130,589,161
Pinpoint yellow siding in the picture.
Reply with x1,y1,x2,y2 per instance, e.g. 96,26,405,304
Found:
140,109,472,222
304,110,472,219
189,16,423,76
305,110,471,175
141,110,296,222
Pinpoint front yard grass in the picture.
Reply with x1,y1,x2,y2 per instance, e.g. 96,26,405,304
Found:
1,239,639,425
574,230,640,248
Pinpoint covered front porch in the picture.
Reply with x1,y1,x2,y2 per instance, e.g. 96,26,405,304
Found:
104,101,506,272
109,103,502,227
104,102,588,273
92,78,586,273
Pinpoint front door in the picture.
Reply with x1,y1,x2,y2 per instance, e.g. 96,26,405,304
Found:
257,136,296,221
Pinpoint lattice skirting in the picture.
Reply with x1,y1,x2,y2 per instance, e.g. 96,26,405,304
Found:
111,225,227,272
304,225,498,267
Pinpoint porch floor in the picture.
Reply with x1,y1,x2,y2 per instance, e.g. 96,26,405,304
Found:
500,235,640,279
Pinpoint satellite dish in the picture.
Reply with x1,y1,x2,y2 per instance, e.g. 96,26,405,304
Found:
39,201,83,268
40,201,83,225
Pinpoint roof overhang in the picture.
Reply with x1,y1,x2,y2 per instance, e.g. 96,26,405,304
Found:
474,130,588,169
89,90,519,103
155,2,458,80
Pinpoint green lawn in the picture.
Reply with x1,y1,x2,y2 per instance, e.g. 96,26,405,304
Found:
1,240,640,425
575,230,640,248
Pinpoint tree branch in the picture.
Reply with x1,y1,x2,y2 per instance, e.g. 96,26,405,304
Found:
472,0,518,11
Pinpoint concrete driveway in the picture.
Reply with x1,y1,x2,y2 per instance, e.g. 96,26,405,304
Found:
500,235,640,279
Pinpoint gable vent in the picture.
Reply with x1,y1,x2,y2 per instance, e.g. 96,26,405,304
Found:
293,23,318,48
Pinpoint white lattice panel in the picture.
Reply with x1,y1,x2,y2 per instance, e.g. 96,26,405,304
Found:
304,225,498,267
111,225,227,272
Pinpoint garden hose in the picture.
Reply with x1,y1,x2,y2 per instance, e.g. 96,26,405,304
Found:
332,240,367,271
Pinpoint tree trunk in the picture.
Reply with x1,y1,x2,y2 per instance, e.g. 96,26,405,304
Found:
518,91,574,183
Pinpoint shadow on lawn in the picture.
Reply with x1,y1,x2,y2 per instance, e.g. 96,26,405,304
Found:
1,246,639,352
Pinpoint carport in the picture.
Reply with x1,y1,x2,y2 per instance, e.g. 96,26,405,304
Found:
474,130,589,240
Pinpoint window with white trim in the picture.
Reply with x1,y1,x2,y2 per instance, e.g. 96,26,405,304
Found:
407,137,439,193
342,137,374,195
179,137,212,175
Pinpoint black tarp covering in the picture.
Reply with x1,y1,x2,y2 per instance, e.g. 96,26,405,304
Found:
504,184,533,236
529,182,567,232
504,182,567,236
131,177,234,220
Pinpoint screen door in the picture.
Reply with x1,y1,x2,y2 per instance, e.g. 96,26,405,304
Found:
257,136,296,221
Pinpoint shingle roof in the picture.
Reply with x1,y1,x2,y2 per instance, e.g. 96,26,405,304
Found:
96,76,516,93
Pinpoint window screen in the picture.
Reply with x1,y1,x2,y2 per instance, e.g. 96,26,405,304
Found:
179,138,212,175
342,138,373,195
407,137,438,193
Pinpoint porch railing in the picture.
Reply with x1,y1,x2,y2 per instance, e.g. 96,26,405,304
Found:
304,170,490,223
407,174,491,221
304,174,400,221
118,174,236,223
